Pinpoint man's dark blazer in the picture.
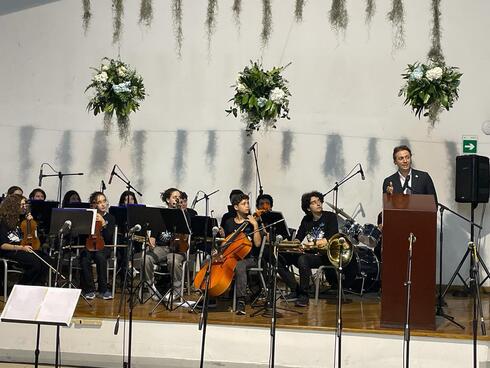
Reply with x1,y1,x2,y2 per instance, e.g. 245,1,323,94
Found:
382,169,437,203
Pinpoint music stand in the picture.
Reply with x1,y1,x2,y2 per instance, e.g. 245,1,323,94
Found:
191,216,218,238
29,200,59,237
151,208,193,312
261,211,291,240
110,204,147,233
63,202,91,209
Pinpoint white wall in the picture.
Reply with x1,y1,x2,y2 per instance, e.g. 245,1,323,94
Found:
0,0,489,283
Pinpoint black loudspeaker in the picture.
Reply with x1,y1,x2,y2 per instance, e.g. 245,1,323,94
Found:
455,155,489,203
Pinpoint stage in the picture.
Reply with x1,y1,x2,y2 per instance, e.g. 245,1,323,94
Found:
1,290,490,367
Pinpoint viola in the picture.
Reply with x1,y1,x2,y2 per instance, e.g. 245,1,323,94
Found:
20,205,41,251
85,219,105,251
193,210,264,297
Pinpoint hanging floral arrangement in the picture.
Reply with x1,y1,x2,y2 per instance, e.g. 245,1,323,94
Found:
85,58,146,142
399,61,462,125
226,61,291,134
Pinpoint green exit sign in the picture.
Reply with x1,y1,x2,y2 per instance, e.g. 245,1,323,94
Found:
462,135,478,154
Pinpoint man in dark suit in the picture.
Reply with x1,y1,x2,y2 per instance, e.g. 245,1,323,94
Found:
382,145,437,203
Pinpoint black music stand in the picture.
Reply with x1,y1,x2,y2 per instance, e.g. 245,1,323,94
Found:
63,202,91,209
151,208,193,312
29,200,59,238
49,208,96,288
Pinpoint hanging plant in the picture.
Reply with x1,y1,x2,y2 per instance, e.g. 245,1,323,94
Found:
112,0,124,44
139,0,153,27
172,0,184,58
232,0,242,28
82,0,91,34
261,0,272,46
206,0,218,50
399,61,462,125
329,0,348,33
226,61,291,134
387,0,405,50
428,0,443,63
365,0,375,26
86,58,146,142
295,0,305,22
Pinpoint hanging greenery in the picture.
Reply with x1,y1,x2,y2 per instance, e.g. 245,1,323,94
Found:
172,0,183,58
295,0,305,22
428,0,443,63
206,0,218,49
82,0,91,34
387,0,405,50
86,58,146,142
232,0,242,28
261,0,272,46
399,62,462,125
365,0,375,26
112,0,124,44
226,61,291,134
329,0,348,33
139,0,153,27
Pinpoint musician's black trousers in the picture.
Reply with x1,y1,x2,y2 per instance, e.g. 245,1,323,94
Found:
2,250,48,285
79,248,111,294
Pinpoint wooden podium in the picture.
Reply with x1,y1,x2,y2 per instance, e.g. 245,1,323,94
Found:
381,193,437,330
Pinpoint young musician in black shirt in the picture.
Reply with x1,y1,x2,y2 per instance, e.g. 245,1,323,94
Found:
79,191,115,300
222,193,262,315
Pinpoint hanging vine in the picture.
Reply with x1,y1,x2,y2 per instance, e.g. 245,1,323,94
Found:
139,0,153,27
295,0,305,22
329,0,348,33
172,0,183,58
232,0,242,28
82,0,91,34
206,0,218,50
387,0,405,50
428,0,444,63
365,0,375,26
112,0,124,44
261,0,272,46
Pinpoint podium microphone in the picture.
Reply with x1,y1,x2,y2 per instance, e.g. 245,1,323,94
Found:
359,164,365,181
38,164,44,187
108,165,116,185
246,142,257,154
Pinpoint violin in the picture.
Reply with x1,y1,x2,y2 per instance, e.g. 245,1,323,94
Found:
20,204,41,251
85,216,105,251
193,209,265,297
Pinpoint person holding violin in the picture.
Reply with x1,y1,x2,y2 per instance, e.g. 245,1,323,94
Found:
0,194,49,285
29,188,47,201
118,190,138,206
79,191,115,300
62,190,82,207
222,193,262,315
7,186,23,197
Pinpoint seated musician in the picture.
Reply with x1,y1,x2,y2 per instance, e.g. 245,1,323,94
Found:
118,190,138,206
218,189,244,237
29,188,47,201
0,194,49,285
79,191,115,300
222,192,262,315
134,188,186,301
180,191,197,217
294,191,339,307
7,186,24,197
62,190,82,207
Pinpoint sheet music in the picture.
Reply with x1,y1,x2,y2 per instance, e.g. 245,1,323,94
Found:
0,285,46,321
37,288,80,325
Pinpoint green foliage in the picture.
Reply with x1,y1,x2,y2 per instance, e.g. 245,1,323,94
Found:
399,61,462,125
226,61,291,134
85,58,146,141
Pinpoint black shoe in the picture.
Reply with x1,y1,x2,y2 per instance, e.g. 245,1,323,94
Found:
284,292,298,301
295,296,309,307
236,300,246,315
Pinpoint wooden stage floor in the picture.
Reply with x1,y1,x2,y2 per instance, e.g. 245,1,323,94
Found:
66,289,490,341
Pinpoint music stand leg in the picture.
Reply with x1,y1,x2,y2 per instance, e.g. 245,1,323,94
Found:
34,324,40,368
55,325,60,368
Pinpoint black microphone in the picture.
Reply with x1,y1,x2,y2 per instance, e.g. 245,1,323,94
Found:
108,165,116,185
128,224,142,236
38,164,44,187
246,142,257,154
359,164,365,181
101,180,106,192
191,191,199,209
114,316,120,335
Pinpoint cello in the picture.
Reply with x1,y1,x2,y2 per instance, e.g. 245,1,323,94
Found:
20,204,41,251
193,207,269,297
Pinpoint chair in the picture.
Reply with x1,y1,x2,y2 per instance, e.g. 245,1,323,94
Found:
0,258,23,302
314,264,340,305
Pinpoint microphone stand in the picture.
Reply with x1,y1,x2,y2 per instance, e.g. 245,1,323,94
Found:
403,233,416,368
323,165,364,218
39,163,84,207
109,165,143,197
249,145,264,197
195,189,219,255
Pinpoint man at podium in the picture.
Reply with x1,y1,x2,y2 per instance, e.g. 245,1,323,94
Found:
382,145,437,202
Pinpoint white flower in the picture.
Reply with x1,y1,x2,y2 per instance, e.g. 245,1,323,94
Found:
426,67,443,81
112,81,131,94
237,83,247,93
269,87,285,103
101,65,109,71
409,66,423,81
94,72,108,83
117,66,127,77
257,97,268,108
